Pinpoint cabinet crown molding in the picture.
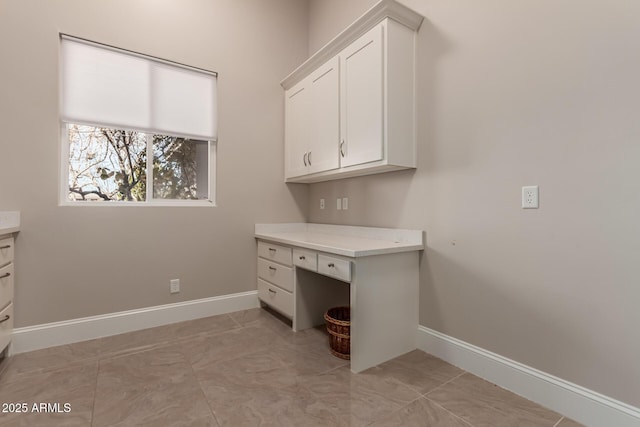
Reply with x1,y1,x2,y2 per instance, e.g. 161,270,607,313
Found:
280,0,424,90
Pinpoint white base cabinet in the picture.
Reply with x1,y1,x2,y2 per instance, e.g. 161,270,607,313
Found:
256,241,294,318
282,0,424,183
0,235,15,355
256,222,424,373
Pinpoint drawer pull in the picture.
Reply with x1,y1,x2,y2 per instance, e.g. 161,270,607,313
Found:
328,263,335,268
268,266,277,272
268,248,277,252
268,288,276,295
0,315,9,324
299,255,305,260
0,273,9,279
0,245,10,250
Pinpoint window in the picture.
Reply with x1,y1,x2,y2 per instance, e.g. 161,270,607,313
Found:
67,124,209,202
59,35,217,205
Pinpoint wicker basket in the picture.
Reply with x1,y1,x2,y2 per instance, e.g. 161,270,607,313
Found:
324,306,351,360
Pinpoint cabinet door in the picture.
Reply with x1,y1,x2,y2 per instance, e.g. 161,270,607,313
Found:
308,57,340,174
0,304,12,354
340,24,384,168
284,80,310,179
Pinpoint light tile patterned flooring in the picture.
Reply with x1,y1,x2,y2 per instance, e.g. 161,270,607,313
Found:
0,308,584,426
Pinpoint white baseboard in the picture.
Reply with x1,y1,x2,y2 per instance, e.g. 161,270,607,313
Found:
11,291,260,355
417,326,640,427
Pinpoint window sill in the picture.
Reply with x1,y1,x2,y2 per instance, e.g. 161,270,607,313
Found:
59,199,216,208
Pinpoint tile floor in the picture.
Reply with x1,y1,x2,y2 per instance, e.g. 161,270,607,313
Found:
0,308,584,426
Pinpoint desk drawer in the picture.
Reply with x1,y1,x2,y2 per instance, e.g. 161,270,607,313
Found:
0,303,13,353
0,263,13,310
318,254,352,283
257,241,292,266
293,248,317,272
257,258,293,292
0,237,13,267
258,278,293,318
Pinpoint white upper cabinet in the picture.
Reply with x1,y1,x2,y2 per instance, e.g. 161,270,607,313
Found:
339,24,384,168
284,83,310,179
281,0,424,183
309,57,340,174
285,57,340,180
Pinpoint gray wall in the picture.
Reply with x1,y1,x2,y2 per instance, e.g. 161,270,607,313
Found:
2,0,639,410
307,0,640,408
0,0,309,326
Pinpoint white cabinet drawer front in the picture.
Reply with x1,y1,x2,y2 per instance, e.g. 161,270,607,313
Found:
293,248,318,271
0,263,14,311
257,279,293,318
318,254,352,282
257,241,292,266
0,303,13,353
257,259,293,293
0,237,14,267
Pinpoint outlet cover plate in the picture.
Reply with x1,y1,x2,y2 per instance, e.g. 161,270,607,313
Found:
522,186,539,209
170,279,180,294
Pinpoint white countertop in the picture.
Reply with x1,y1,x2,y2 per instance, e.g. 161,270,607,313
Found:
0,211,20,235
255,223,424,257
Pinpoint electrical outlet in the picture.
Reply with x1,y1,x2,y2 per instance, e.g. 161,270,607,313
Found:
320,198,325,209
342,197,348,210
170,279,180,294
522,186,539,209
336,198,342,210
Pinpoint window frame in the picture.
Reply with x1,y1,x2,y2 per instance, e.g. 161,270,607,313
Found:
59,123,217,207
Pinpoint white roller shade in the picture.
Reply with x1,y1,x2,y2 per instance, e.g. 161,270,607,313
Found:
60,35,217,140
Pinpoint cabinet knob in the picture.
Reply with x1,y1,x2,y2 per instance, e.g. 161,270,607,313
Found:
268,266,277,272
0,314,9,324
0,273,10,279
340,140,345,157
268,288,277,295
268,248,277,252
308,151,312,165
328,263,335,268
0,245,10,250
303,152,308,166
299,255,305,260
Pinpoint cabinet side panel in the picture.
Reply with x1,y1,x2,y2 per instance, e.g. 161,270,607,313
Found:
350,252,419,372
385,19,417,168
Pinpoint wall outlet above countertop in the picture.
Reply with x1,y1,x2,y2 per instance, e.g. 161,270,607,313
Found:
0,211,20,234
